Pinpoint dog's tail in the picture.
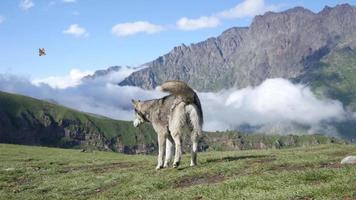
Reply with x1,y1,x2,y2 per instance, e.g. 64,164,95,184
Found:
160,80,203,127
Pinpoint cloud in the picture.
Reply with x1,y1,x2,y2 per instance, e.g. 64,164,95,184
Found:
200,79,345,132
63,0,76,3
111,21,165,37
32,69,93,89
174,0,278,31
108,0,278,33
0,68,351,137
176,16,220,30
0,16,5,24
19,0,34,11
63,24,89,37
0,66,161,120
218,0,278,19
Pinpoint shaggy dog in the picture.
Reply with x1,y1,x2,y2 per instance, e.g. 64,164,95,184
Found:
131,80,203,169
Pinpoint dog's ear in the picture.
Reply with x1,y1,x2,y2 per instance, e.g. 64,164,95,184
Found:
131,99,136,106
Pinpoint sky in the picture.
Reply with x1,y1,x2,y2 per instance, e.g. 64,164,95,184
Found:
0,0,355,136
1,0,356,80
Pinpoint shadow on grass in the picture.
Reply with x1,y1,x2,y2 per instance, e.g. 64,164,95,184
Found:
205,155,272,163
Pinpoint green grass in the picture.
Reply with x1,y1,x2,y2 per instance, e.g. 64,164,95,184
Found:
1,143,355,200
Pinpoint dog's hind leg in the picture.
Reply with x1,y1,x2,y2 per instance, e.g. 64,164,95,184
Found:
164,135,174,168
172,133,182,168
169,102,186,168
186,104,203,167
156,132,166,170
190,133,198,166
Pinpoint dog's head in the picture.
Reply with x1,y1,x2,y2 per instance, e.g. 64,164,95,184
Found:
131,99,148,127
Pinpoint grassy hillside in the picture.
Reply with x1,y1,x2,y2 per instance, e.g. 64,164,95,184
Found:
0,143,355,199
0,91,157,153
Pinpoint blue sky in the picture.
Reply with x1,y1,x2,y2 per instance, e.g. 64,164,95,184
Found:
0,0,355,80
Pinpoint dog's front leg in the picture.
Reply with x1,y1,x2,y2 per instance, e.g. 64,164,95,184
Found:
164,135,174,168
156,133,166,170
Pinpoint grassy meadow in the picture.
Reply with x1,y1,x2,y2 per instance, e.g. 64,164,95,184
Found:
0,143,356,199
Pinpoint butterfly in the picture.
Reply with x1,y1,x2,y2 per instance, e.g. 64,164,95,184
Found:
39,48,46,56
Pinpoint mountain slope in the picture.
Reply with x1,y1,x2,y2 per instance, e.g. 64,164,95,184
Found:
296,34,356,110
119,4,356,92
0,91,158,153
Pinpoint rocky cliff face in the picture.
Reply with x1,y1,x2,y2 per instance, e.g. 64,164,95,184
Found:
119,4,356,92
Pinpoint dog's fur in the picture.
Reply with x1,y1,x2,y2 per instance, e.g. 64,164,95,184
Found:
132,80,203,169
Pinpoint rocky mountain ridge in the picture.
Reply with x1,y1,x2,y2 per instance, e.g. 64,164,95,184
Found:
118,4,356,92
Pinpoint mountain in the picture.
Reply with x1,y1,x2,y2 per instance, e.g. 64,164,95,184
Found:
82,66,123,80
119,4,356,93
0,91,343,153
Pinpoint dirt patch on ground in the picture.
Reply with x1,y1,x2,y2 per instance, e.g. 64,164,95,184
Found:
268,163,314,171
319,162,342,169
328,151,352,157
268,161,344,172
192,196,203,200
206,155,273,163
174,173,225,188
83,181,120,196
248,157,277,164
58,162,139,173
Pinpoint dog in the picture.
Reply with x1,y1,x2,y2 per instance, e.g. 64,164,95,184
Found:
131,80,203,170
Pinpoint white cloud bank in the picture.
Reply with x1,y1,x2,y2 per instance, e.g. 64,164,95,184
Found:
200,79,345,131
32,69,93,89
63,24,89,37
19,0,34,11
0,68,350,137
112,21,165,37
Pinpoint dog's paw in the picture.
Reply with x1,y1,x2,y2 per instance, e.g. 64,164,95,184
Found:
155,165,163,170
190,163,197,167
172,161,180,168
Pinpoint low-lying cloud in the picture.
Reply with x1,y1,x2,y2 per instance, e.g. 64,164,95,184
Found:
199,79,345,132
32,69,93,89
0,67,351,136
